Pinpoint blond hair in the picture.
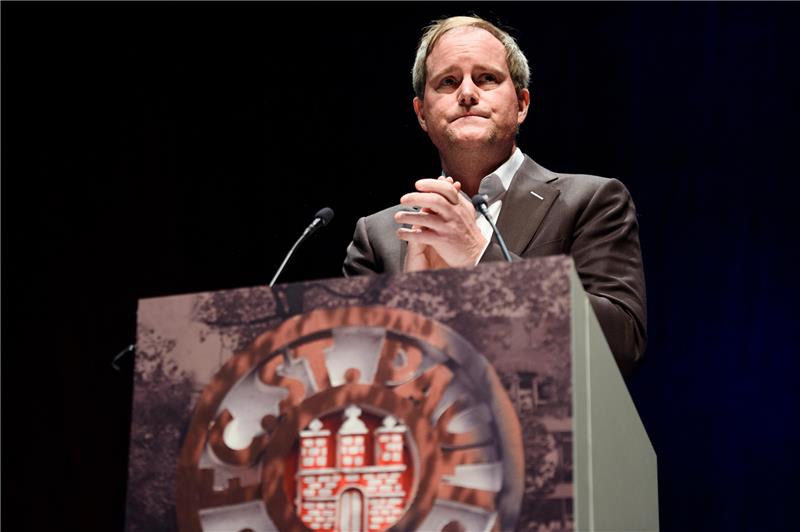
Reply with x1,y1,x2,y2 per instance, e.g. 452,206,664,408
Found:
412,15,531,99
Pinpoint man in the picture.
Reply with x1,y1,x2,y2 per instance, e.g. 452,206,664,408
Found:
343,16,646,375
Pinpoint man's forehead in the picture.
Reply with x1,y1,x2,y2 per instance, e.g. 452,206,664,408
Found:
428,26,505,57
426,27,508,74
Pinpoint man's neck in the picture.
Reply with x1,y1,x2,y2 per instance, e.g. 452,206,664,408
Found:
440,144,516,196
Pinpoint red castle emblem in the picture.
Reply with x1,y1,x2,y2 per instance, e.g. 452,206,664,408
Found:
294,406,413,531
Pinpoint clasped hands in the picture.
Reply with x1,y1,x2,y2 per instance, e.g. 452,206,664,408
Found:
395,177,487,272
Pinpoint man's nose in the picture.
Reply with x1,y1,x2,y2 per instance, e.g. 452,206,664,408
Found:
457,78,479,106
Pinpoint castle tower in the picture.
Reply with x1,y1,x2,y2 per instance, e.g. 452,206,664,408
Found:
337,405,368,468
297,418,337,530
374,415,405,467
299,418,330,470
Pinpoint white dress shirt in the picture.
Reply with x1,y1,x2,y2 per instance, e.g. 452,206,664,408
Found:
472,147,525,262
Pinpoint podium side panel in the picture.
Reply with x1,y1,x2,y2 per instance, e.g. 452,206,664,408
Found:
571,269,591,532
570,267,659,532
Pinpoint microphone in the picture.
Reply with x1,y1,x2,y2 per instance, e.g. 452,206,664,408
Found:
306,207,334,237
471,194,512,263
269,207,335,287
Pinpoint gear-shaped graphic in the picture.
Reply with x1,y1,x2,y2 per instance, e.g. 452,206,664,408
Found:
176,306,523,532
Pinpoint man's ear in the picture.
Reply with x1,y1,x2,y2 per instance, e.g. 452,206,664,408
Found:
516,88,531,125
413,97,428,132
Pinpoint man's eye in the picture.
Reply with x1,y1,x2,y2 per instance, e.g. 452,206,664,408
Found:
479,73,498,83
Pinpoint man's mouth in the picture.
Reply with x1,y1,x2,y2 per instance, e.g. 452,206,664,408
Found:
453,113,488,121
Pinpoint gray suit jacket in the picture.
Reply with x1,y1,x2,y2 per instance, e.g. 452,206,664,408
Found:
343,156,647,375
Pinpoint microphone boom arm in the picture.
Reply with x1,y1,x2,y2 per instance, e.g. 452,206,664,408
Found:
269,207,334,287
269,227,311,287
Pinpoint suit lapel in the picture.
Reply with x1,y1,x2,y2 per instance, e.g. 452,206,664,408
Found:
496,156,560,254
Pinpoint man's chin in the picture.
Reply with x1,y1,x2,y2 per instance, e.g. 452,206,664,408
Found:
444,129,496,148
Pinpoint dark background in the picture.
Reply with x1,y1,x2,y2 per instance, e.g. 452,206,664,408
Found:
3,2,799,530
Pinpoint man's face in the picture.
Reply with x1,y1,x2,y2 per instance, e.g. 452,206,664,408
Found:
413,27,530,153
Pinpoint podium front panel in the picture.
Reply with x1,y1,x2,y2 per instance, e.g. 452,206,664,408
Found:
125,257,581,532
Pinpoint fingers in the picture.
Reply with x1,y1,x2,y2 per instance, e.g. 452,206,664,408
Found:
403,240,450,271
400,192,474,219
439,176,463,193
403,240,430,272
396,226,440,247
415,178,460,205
400,191,455,213
396,175,473,243
396,175,486,270
394,209,448,232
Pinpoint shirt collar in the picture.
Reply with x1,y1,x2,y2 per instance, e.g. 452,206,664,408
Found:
488,147,524,191
441,147,525,201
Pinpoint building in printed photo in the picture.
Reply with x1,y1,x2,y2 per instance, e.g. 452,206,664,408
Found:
295,405,412,531
502,370,574,531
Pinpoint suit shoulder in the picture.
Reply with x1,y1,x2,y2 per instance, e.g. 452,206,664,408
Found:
546,174,634,213
521,156,630,197
549,171,628,196
363,203,407,221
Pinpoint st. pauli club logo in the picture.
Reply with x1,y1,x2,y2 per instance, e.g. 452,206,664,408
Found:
176,306,524,531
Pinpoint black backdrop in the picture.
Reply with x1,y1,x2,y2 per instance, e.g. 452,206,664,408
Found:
3,2,800,531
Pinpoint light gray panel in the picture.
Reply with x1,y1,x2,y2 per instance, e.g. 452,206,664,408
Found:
415,499,497,532
198,500,279,532
570,265,659,532
570,265,592,531
325,326,385,386
585,299,659,531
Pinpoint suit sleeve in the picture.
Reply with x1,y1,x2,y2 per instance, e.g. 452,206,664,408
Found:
343,216,381,276
570,178,647,376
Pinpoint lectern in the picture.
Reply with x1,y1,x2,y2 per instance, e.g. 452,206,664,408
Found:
125,255,657,531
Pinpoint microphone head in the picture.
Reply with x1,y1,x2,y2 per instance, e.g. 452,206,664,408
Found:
471,194,489,210
314,207,335,227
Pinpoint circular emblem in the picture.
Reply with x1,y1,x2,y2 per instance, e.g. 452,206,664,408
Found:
176,306,523,531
